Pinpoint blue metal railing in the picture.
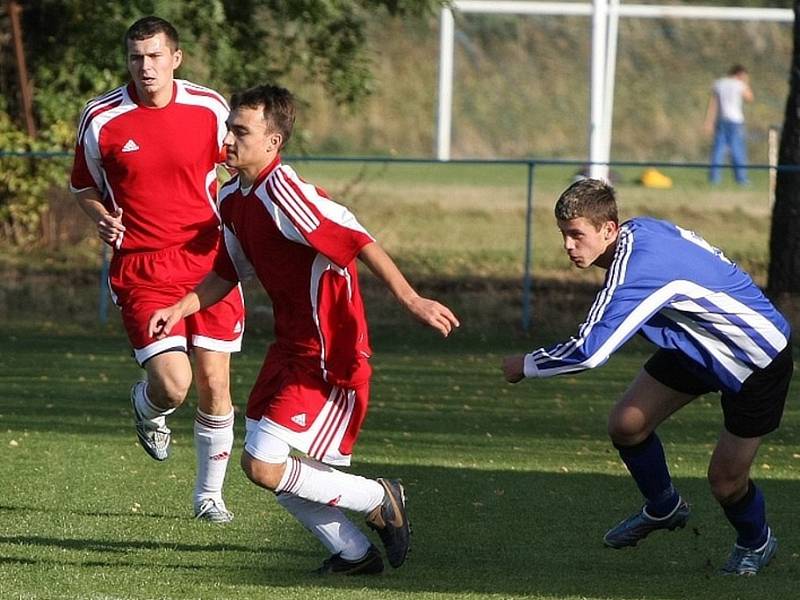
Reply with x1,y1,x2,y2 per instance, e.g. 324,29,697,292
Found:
2,150,795,329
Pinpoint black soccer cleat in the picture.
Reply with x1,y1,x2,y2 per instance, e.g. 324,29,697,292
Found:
366,478,411,568
315,544,384,576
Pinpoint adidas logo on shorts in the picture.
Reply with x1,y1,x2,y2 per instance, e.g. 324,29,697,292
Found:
291,413,307,427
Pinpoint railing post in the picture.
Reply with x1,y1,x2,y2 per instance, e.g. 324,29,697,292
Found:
522,161,535,331
98,244,110,325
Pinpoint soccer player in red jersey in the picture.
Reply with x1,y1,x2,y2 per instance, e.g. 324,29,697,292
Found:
149,84,460,575
70,17,244,522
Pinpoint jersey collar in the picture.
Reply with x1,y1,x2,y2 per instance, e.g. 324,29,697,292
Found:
247,154,282,191
127,81,177,108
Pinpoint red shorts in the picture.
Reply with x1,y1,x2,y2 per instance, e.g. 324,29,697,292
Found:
109,232,245,365
246,350,370,466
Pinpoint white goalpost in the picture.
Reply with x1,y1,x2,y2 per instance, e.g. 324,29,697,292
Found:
437,1,794,180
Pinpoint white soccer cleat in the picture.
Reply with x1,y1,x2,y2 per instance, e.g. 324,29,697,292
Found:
194,498,234,523
130,381,171,462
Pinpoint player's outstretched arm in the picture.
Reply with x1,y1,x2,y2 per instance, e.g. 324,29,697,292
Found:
358,242,460,337
149,272,236,340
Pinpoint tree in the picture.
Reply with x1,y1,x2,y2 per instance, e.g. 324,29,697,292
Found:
0,0,445,246
768,1,800,296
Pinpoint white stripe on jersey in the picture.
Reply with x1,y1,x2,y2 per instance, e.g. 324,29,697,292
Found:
682,293,788,353
180,80,229,108
222,224,256,281
660,307,754,381
280,166,371,237
253,183,309,246
535,279,787,380
540,227,634,363
667,298,773,366
204,169,220,219
77,88,124,141
269,170,320,233
78,101,138,196
174,80,229,147
534,281,681,375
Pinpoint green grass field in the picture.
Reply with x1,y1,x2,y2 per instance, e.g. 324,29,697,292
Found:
1,321,799,600
0,158,793,598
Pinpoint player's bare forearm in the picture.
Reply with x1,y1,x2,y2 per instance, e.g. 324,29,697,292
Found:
358,242,460,337
194,271,237,309
502,354,526,383
148,272,236,340
73,188,125,244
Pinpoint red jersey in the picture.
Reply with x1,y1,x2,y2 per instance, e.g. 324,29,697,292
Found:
70,79,229,252
213,157,375,387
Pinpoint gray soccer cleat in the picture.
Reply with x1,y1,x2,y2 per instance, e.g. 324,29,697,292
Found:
130,381,171,461
603,498,690,549
366,478,411,568
721,528,778,576
194,498,234,523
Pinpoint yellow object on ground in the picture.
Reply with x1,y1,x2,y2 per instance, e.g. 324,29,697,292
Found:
639,168,673,189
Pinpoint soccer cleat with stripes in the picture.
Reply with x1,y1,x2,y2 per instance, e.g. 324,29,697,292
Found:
366,478,411,568
603,498,690,549
130,381,171,462
721,528,778,576
315,544,384,576
194,498,234,523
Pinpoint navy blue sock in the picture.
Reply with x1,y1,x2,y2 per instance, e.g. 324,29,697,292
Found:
615,433,679,517
722,481,768,549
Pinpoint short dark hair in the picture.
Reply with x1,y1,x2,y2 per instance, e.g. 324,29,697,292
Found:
230,85,296,149
728,64,747,76
554,178,618,228
125,16,179,52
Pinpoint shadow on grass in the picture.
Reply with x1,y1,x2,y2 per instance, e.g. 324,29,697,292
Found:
0,534,284,556
230,466,800,598
1,466,797,599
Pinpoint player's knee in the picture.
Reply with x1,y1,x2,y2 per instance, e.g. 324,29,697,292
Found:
607,409,648,445
194,372,231,413
707,466,748,505
147,374,191,409
241,453,284,491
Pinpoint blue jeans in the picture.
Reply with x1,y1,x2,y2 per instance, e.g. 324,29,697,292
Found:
709,119,749,184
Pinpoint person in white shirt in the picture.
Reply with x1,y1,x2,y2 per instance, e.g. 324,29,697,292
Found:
704,65,754,185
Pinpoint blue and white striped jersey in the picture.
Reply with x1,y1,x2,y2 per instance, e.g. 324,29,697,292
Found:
523,217,790,393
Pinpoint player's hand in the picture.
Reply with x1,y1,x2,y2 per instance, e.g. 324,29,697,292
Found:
502,355,526,383
406,296,460,337
96,207,126,244
148,306,183,340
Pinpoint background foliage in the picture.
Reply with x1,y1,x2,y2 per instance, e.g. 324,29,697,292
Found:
0,0,443,245
0,0,795,250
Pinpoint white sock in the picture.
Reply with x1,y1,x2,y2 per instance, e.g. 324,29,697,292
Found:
276,492,371,560
275,456,384,514
193,409,234,506
133,381,175,420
